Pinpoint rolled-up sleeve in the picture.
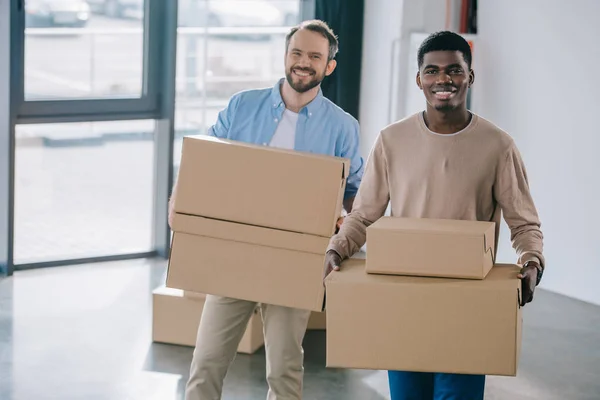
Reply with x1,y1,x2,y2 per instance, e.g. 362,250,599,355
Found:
341,119,364,199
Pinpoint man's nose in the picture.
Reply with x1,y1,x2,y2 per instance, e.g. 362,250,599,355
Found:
436,72,452,84
296,55,311,67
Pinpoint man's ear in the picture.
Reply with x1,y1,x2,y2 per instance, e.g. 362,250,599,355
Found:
416,71,423,90
468,69,475,87
325,59,337,76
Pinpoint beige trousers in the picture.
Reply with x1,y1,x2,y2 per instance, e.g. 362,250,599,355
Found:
185,295,312,400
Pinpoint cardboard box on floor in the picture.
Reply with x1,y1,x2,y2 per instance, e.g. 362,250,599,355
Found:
325,257,522,376
167,136,350,311
366,217,496,279
307,311,327,330
152,286,264,354
167,213,329,311
174,135,349,237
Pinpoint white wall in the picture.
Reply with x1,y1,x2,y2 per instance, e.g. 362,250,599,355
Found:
478,0,600,305
358,0,450,156
358,0,404,156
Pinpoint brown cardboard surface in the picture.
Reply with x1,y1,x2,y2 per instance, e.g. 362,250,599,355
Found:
152,286,264,354
307,311,327,330
172,212,330,254
174,135,349,237
166,231,326,312
325,258,522,376
366,217,495,279
182,290,206,300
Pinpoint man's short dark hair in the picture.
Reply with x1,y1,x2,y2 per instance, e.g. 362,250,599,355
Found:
417,31,472,69
285,20,338,61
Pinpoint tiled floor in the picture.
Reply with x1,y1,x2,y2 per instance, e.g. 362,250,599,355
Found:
0,258,599,400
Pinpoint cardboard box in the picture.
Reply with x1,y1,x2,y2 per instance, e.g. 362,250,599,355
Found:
174,135,349,237
307,311,327,330
366,217,496,279
152,286,264,354
325,258,522,376
166,213,329,311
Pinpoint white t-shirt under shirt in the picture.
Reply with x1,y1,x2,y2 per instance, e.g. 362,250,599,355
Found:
269,109,298,150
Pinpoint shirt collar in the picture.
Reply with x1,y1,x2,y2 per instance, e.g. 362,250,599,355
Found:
270,78,324,118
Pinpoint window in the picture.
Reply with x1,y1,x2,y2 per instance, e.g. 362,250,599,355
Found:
14,120,155,264
24,0,146,100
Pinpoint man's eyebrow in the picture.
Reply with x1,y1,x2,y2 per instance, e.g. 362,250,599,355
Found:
290,48,324,57
423,63,464,70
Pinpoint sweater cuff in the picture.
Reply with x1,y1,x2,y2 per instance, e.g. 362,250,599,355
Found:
327,238,349,260
521,253,544,269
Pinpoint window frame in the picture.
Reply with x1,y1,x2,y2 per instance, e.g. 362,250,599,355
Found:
15,0,168,125
1,0,178,273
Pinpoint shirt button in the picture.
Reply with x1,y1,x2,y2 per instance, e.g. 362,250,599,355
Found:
274,118,278,122
263,142,267,145
309,113,312,116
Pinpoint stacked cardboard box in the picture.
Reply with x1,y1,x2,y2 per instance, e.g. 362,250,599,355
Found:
152,286,326,351
366,217,496,279
325,218,523,376
152,286,264,354
167,135,349,312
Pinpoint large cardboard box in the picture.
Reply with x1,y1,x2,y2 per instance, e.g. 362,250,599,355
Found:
167,213,329,311
366,217,496,279
174,135,349,237
152,286,264,354
325,258,522,376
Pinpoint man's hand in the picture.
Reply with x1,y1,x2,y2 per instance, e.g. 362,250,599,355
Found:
335,216,345,233
168,209,174,229
168,198,175,229
168,178,179,230
517,261,542,306
323,250,343,281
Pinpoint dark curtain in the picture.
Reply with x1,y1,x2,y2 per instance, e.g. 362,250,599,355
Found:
314,0,364,121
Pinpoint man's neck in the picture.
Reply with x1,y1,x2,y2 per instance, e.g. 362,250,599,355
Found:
423,106,472,134
280,80,320,113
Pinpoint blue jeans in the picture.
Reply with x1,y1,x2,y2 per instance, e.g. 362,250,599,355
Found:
388,371,485,400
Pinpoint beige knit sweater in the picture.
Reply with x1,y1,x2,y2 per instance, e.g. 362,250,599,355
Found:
328,112,545,267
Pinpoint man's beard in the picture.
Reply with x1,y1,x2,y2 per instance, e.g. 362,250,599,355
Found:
285,66,326,93
433,103,458,111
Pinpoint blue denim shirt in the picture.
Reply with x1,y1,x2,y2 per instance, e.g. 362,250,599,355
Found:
208,79,364,199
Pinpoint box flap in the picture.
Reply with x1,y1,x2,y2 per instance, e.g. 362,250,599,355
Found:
152,286,206,300
484,222,496,261
328,259,520,288
369,216,495,236
184,135,341,163
152,286,185,297
175,135,349,237
172,212,329,255
515,297,523,374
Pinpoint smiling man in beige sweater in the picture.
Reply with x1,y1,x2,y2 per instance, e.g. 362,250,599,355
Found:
323,31,545,400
